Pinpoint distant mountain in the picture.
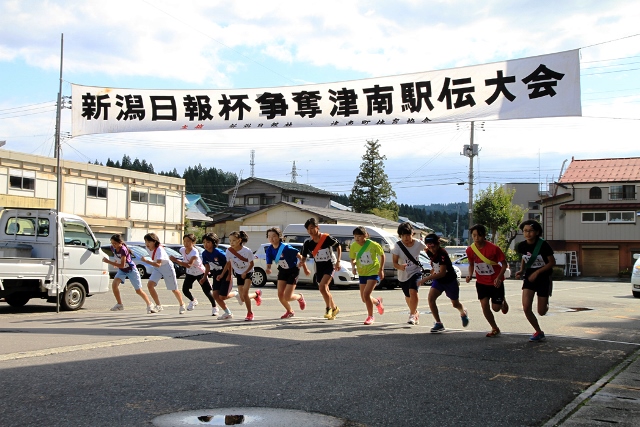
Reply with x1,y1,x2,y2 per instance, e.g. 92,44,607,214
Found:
415,202,468,214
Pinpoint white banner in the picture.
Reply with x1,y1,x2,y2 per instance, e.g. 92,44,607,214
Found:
71,50,581,136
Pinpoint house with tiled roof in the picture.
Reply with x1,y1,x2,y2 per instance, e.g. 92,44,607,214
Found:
184,194,212,226
540,157,640,277
221,177,334,212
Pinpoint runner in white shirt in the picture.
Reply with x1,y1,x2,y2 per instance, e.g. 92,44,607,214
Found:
141,233,186,314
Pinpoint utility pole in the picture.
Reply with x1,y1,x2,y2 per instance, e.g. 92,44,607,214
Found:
54,33,64,313
461,122,479,229
290,161,298,183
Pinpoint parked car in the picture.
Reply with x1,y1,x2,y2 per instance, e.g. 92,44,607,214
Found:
632,254,640,298
252,243,359,288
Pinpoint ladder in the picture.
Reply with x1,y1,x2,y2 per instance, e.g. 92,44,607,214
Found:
568,251,580,276
229,169,244,207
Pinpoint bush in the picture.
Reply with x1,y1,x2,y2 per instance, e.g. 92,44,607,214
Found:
552,266,564,280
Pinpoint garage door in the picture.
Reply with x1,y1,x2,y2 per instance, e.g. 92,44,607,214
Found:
582,248,619,277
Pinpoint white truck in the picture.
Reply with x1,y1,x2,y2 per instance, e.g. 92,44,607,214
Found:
0,208,109,310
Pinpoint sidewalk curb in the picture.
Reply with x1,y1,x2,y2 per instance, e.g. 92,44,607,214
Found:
543,347,640,426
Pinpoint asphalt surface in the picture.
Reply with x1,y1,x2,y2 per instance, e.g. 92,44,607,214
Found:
0,279,638,426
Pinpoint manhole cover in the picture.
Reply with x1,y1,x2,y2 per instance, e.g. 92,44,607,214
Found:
152,407,351,427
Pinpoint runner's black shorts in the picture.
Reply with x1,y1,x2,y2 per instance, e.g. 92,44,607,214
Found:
277,267,299,285
476,282,505,305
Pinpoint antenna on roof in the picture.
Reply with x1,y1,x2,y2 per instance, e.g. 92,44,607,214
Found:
250,150,255,177
289,161,298,183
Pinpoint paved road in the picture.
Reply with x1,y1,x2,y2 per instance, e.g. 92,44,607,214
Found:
0,279,638,426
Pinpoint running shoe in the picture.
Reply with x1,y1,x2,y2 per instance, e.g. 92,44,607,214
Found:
155,304,164,312
501,300,509,314
280,311,295,319
217,312,233,320
255,289,262,306
430,322,445,333
486,329,501,337
298,294,306,310
408,314,416,325
179,305,186,315
461,310,470,327
245,312,254,321
414,313,420,325
376,297,384,315
110,303,124,311
529,331,546,342
236,292,244,305
330,306,340,320
187,299,198,311
363,315,374,325
147,304,159,314
323,307,333,319
212,307,219,316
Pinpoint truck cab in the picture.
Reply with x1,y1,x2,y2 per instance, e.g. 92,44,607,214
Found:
0,208,109,310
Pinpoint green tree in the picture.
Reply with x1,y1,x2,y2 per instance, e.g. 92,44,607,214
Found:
473,184,525,246
350,139,398,220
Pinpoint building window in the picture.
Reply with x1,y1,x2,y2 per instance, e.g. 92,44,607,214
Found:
87,180,107,199
246,196,260,205
282,195,289,202
293,197,304,204
609,185,635,200
131,191,149,203
262,196,275,205
528,213,542,221
582,212,607,223
9,169,35,190
528,201,540,210
149,193,166,205
608,211,635,223
589,187,602,199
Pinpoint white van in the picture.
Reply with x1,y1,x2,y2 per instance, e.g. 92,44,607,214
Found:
283,223,400,288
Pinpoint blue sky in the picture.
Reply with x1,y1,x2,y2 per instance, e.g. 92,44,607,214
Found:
1,0,640,209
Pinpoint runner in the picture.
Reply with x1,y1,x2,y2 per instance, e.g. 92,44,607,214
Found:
465,224,509,337
218,231,261,321
421,233,469,333
349,226,385,325
103,234,158,314
169,234,211,313
515,219,556,342
200,233,237,320
391,222,426,325
265,227,308,319
140,232,186,314
300,218,342,320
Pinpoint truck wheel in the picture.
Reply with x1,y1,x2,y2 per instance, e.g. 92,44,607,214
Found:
5,294,30,308
633,291,640,298
252,268,266,287
60,282,86,311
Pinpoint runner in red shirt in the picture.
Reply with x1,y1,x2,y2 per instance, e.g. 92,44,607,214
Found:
465,224,509,337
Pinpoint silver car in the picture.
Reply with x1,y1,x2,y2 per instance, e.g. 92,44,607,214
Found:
252,242,359,288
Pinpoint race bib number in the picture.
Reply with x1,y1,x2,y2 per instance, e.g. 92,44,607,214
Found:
277,259,289,268
432,263,441,274
359,252,373,266
524,255,545,269
209,262,222,271
315,248,332,263
475,262,495,276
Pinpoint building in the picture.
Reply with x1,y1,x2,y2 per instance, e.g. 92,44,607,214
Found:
540,157,640,277
233,201,400,244
222,177,334,212
0,149,185,243
185,194,212,227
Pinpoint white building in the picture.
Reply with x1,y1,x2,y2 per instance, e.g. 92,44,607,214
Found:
0,149,185,244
